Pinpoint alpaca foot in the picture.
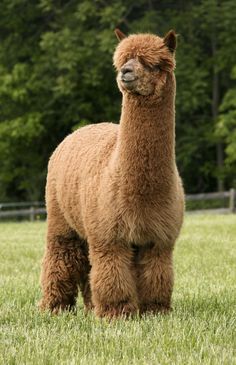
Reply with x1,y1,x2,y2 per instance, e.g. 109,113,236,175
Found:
38,297,76,314
95,300,138,319
141,302,172,316
84,301,94,314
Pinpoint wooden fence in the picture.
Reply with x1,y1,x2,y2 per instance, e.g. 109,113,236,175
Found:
0,189,235,220
185,188,235,214
0,202,46,221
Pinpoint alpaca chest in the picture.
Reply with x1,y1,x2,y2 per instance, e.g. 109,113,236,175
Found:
118,205,177,246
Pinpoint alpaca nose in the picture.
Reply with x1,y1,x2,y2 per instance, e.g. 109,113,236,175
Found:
120,63,136,82
121,65,134,75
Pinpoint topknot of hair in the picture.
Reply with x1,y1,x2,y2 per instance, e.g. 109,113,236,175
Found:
113,33,176,72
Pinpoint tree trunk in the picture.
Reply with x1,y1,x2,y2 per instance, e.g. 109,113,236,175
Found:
211,29,224,192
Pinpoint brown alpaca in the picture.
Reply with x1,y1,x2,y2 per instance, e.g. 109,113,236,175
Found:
39,29,184,318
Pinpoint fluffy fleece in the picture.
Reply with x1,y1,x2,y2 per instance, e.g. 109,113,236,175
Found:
39,29,184,318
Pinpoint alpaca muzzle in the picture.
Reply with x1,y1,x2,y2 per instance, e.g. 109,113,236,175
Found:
120,60,137,83
121,68,136,82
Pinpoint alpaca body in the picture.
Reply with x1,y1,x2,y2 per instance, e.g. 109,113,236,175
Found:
48,116,183,247
39,30,184,317
48,123,118,241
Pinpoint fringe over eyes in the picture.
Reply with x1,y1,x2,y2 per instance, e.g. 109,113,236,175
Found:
113,33,176,73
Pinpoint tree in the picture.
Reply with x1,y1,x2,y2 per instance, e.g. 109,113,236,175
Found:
216,66,236,188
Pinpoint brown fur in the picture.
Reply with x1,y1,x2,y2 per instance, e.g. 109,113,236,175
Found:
39,30,185,318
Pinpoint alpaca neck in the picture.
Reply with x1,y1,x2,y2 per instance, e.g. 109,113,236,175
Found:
116,74,176,199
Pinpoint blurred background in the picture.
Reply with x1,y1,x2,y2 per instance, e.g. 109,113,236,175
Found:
0,0,236,204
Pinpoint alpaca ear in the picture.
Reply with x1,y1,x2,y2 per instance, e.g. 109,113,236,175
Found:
114,28,126,42
164,30,177,53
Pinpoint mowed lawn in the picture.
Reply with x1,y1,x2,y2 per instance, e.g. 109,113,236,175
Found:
0,215,236,365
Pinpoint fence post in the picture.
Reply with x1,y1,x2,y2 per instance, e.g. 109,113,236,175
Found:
29,206,35,221
229,188,235,213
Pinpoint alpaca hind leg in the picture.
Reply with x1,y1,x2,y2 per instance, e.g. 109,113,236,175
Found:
137,245,174,314
89,240,138,318
79,277,93,313
77,242,93,313
39,210,89,313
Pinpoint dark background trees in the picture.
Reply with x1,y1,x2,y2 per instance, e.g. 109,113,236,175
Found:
0,0,235,202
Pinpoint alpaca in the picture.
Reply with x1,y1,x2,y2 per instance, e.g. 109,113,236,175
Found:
39,29,184,318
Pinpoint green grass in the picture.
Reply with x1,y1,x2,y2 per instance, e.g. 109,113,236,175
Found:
0,216,236,365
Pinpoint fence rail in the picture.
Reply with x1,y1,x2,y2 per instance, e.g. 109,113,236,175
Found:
0,189,235,220
0,207,46,221
185,188,235,214
0,203,46,221
0,201,43,209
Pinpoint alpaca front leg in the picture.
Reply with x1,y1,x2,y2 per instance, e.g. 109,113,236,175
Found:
137,245,174,314
89,242,138,318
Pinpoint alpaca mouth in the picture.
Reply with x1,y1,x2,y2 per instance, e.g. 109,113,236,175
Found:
121,77,138,91
121,76,138,83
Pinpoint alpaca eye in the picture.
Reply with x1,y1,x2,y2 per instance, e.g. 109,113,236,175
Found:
154,65,161,71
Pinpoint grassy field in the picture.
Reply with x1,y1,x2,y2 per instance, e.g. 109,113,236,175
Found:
0,215,236,365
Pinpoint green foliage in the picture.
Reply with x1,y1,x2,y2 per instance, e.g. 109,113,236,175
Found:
218,91,236,164
0,0,236,201
0,216,236,364
216,67,236,186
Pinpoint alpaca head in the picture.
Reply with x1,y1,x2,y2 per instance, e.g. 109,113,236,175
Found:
113,30,176,98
